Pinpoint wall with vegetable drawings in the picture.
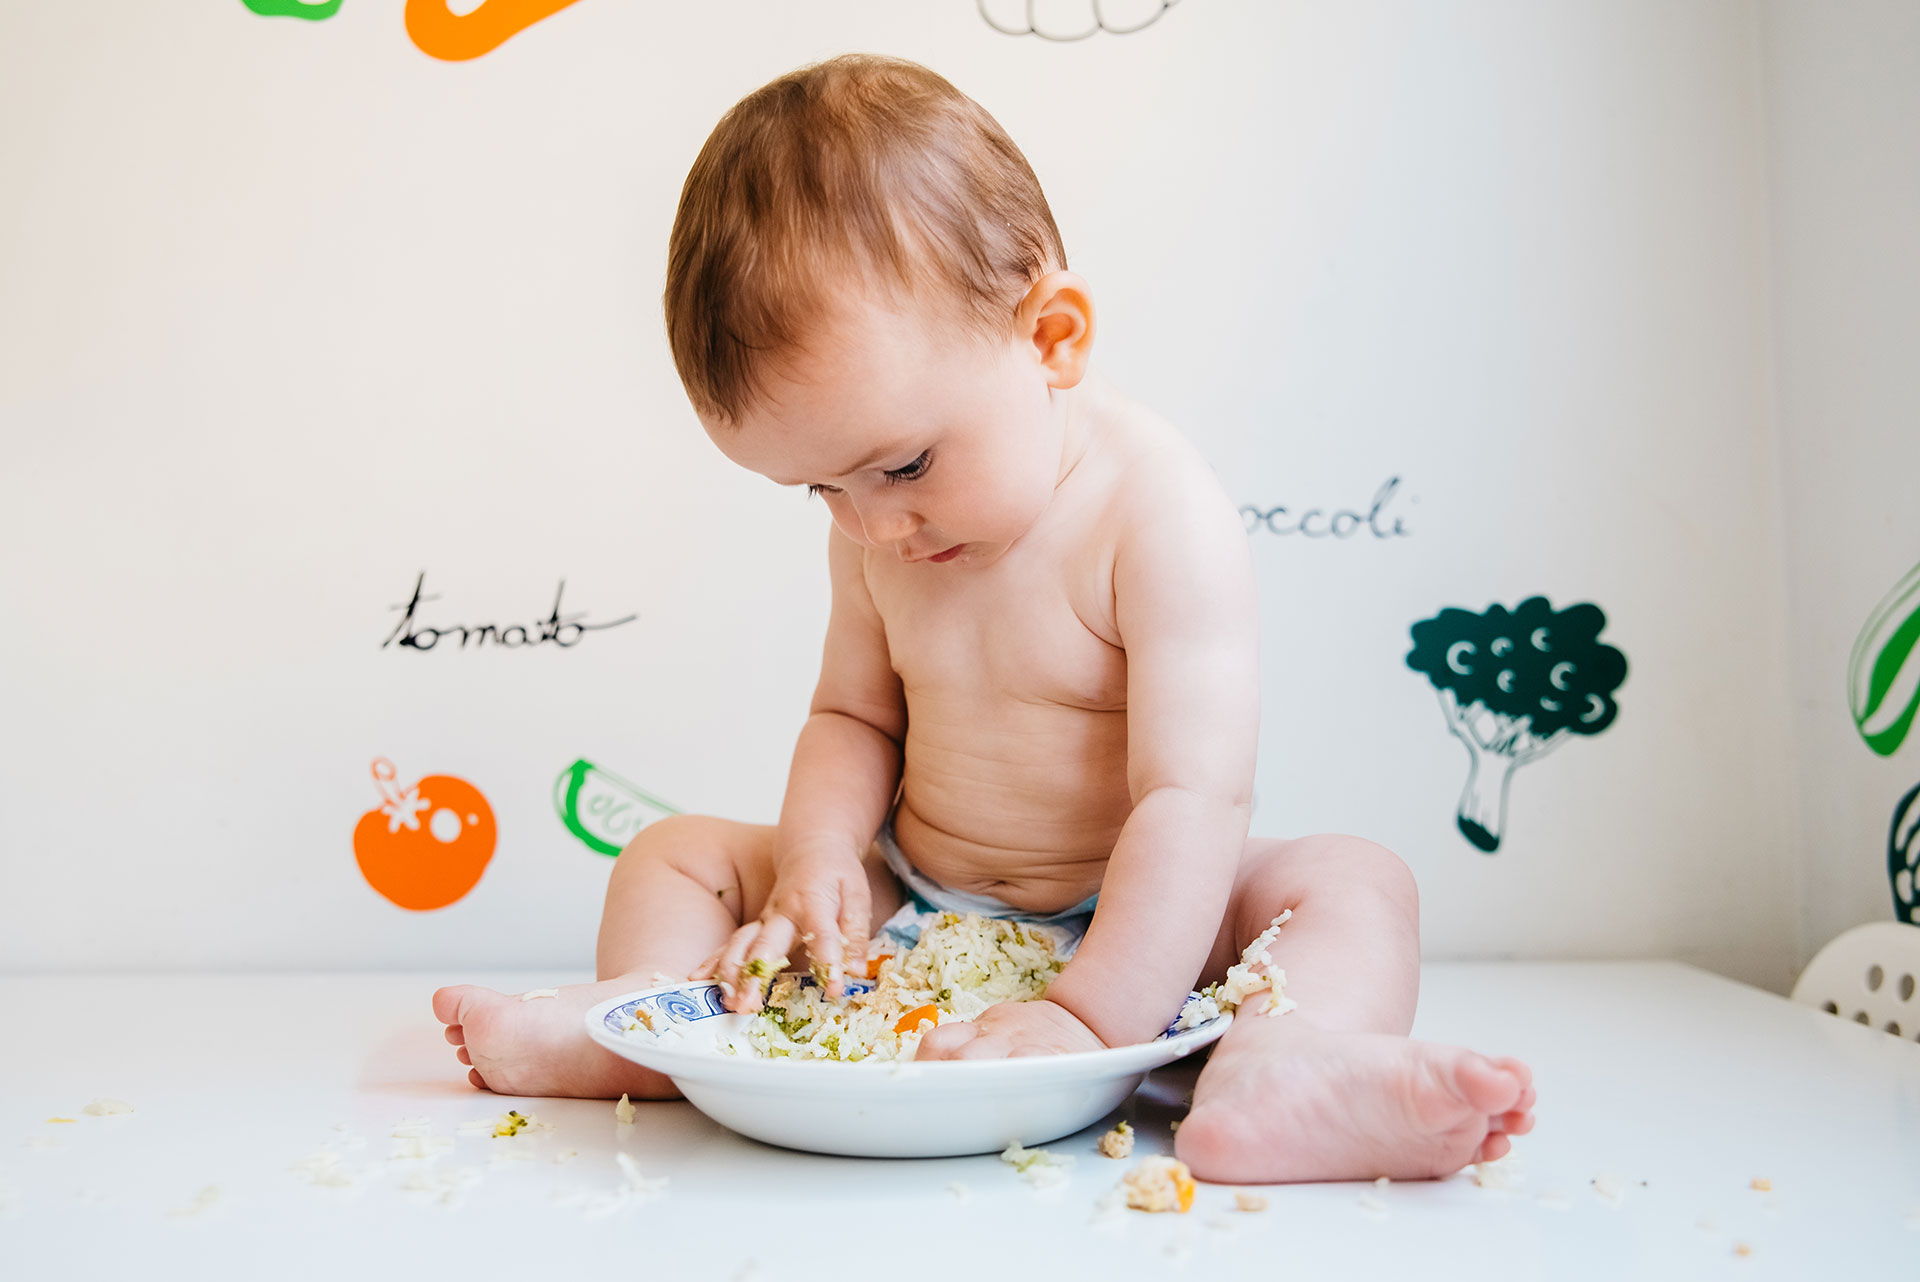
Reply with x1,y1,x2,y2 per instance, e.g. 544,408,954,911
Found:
1759,2,1920,967
0,1,1811,988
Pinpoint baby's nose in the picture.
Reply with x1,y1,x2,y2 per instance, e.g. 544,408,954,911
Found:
858,505,920,549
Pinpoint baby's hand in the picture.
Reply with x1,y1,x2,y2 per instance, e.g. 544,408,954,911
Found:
913,999,1106,1061
695,842,871,1011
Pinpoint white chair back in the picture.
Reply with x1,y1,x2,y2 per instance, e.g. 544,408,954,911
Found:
1790,921,1920,1041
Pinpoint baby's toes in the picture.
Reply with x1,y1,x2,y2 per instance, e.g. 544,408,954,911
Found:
1476,1133,1512,1164
1495,1107,1534,1136
457,1047,472,1066
444,1024,465,1046
468,1067,490,1091
1452,1053,1525,1116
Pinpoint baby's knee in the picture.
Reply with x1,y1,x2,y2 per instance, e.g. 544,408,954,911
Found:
1272,833,1418,911
611,814,732,879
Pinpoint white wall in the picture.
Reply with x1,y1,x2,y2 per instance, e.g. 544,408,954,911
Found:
1759,1,1920,968
0,1,1804,986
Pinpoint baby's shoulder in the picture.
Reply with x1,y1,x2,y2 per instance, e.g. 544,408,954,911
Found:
1097,401,1244,549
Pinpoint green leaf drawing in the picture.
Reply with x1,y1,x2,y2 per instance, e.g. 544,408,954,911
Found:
553,759,678,857
1849,561,1920,758
242,0,344,19
1406,597,1628,854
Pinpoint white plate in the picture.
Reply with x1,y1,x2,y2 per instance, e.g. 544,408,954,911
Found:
585,980,1233,1158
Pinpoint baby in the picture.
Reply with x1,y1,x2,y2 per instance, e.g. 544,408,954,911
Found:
434,53,1533,1183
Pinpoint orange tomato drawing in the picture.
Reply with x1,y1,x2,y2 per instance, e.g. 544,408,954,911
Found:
353,758,497,910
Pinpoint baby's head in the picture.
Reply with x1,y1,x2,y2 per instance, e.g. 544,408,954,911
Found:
664,54,1095,565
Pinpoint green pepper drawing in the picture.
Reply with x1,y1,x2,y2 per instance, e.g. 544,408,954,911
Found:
1406,598,1628,853
1849,560,1920,758
553,759,678,857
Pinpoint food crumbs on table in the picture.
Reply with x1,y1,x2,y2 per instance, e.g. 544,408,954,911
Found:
614,1093,636,1125
1097,1121,1135,1159
45,1118,76,1124
492,1110,532,1138
1733,1242,1753,1259
613,1151,668,1197
391,1134,454,1160
1474,1158,1521,1190
82,1098,134,1116
1234,1192,1269,1213
1374,1175,1390,1188
553,1149,579,1164
1591,1171,1625,1205
1001,1140,1074,1189
1169,1119,1182,1133
1119,1156,1197,1213
947,1181,973,1203
169,1186,222,1218
1357,1192,1387,1217
1535,1191,1573,1210
22,1137,61,1150
521,988,560,1002
1749,1176,1772,1192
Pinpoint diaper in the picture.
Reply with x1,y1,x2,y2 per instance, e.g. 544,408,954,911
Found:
872,810,1098,960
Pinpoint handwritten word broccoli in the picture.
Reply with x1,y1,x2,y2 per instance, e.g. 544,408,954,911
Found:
1406,598,1627,853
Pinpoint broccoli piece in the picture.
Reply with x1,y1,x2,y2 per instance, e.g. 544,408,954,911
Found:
1406,597,1627,853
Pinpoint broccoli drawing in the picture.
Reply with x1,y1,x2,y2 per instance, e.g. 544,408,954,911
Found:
1891,782,1920,926
1406,597,1628,854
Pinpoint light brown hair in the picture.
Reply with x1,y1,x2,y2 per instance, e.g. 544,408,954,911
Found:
663,53,1067,425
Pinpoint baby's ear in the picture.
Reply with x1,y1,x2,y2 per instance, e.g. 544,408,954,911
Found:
1018,271,1095,389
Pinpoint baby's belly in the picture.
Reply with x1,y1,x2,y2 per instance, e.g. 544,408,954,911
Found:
891,702,1132,914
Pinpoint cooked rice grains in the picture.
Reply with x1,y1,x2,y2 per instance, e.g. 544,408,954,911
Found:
738,908,1274,1063
743,912,1066,1062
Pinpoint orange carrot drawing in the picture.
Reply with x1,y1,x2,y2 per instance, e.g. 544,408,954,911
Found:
404,0,585,62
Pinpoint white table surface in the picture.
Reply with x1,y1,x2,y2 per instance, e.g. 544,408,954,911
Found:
2,962,1914,1280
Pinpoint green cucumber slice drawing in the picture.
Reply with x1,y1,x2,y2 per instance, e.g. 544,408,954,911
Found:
553,759,678,857
1849,560,1920,758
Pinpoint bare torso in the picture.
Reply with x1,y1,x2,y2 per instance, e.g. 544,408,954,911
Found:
862,385,1216,912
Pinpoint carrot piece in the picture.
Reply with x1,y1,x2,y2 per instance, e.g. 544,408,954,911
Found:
893,1003,939,1033
1176,1170,1196,1213
864,954,894,980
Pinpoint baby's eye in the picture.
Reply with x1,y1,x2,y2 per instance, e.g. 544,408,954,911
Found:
883,450,932,485
805,483,840,499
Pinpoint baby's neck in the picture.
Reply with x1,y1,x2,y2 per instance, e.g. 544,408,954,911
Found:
1053,367,1114,489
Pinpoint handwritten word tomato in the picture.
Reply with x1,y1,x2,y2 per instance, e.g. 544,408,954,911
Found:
353,758,496,910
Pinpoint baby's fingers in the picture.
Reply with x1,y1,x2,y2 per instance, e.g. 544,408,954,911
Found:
833,872,872,995
912,1021,976,1062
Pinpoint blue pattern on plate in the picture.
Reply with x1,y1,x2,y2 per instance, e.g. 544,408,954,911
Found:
606,978,1226,1041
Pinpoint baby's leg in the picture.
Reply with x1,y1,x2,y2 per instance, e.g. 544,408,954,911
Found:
432,815,902,1100
1174,834,1535,1183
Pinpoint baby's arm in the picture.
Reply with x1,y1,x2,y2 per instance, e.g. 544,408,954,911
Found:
706,524,905,1005
920,481,1259,1058
1046,492,1260,1044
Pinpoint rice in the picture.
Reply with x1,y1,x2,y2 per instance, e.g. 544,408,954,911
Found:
743,911,1065,1061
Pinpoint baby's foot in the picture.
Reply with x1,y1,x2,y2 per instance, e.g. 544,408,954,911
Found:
1175,1016,1535,1184
432,979,677,1100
